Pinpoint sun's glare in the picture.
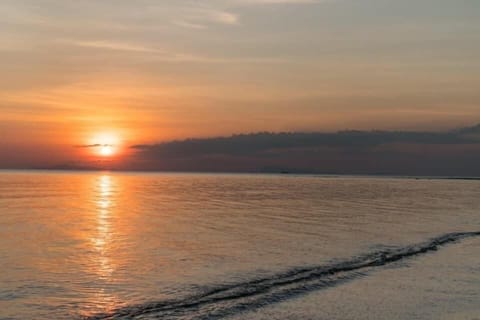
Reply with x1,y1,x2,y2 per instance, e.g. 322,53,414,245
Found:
90,133,121,157
99,145,115,157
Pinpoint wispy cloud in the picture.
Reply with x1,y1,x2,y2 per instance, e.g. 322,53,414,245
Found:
59,39,285,63
174,8,239,29
211,11,239,25
76,144,115,148
172,0,321,29
235,0,319,4
64,40,163,53
174,20,208,29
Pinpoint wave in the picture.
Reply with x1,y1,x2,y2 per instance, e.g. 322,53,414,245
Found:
86,231,480,320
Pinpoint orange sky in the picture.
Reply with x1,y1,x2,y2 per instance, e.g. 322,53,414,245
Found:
1,0,480,168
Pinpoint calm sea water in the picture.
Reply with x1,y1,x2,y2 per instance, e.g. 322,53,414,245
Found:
0,171,479,319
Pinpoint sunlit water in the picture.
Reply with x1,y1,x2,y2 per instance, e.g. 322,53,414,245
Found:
0,171,479,319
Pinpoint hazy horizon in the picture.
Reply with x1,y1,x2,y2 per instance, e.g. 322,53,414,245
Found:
2,123,479,176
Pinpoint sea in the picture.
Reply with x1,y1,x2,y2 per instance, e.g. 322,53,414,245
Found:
0,170,479,320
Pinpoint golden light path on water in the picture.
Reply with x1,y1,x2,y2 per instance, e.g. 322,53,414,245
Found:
95,175,114,278
86,174,122,317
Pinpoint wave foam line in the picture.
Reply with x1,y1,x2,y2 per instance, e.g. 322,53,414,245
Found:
87,231,480,320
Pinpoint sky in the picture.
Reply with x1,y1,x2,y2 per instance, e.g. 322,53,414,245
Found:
1,0,480,171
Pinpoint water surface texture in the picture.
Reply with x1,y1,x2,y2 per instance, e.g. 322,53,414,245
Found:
0,171,479,319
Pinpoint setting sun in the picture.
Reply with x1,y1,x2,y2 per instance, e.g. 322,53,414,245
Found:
90,133,121,157
99,145,115,157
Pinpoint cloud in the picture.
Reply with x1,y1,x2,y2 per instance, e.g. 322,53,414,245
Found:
60,38,287,63
212,11,239,24
235,0,319,4
174,20,208,29
132,127,480,157
76,144,114,148
129,124,480,175
174,8,239,29
64,40,163,53
173,0,320,29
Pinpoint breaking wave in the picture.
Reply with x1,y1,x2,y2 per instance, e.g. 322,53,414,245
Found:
87,231,480,320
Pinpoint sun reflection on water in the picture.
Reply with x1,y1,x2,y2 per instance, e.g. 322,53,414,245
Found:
84,174,122,316
94,175,114,278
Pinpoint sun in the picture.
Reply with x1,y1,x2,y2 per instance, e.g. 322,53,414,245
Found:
99,145,115,157
89,133,121,157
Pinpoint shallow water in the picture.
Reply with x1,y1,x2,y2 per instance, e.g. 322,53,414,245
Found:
0,171,479,319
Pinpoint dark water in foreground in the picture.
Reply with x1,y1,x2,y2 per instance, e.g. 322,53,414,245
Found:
0,171,479,319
